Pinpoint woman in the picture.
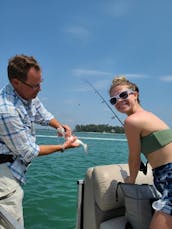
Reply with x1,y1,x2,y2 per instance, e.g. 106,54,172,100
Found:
109,76,172,229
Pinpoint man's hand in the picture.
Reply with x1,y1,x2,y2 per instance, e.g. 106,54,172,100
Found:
62,125,72,138
57,125,72,138
63,136,80,150
124,176,135,184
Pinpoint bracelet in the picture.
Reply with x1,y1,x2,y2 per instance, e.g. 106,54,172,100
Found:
61,144,65,153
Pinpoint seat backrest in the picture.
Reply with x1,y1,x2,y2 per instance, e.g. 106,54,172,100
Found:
83,164,153,229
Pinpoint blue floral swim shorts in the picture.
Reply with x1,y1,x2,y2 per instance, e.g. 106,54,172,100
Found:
152,162,172,215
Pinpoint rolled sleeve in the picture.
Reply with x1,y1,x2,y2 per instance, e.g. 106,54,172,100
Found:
33,97,54,125
0,112,39,163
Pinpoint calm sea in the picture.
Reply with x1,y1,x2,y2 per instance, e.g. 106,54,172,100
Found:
23,129,128,229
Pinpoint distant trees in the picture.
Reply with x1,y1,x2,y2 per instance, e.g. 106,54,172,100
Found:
74,124,124,133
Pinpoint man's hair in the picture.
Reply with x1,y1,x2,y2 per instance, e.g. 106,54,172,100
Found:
8,54,41,82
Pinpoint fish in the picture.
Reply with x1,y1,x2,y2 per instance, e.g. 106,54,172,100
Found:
57,127,88,153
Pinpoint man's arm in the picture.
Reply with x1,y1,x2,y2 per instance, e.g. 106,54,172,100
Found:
34,98,72,137
48,118,72,137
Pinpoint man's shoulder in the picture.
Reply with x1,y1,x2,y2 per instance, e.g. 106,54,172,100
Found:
0,84,17,114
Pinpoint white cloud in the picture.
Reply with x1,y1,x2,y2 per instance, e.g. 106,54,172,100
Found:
74,78,110,93
125,73,147,79
72,68,112,77
72,69,148,92
64,25,90,41
160,75,172,82
94,79,110,90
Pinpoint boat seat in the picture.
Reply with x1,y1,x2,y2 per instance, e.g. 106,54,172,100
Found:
82,163,153,229
100,216,127,229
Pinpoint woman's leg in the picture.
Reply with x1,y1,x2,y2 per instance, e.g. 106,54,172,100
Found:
149,211,172,229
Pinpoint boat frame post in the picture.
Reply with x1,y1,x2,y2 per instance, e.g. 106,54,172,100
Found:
76,179,84,229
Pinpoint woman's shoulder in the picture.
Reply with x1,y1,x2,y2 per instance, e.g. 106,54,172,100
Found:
125,110,168,133
126,110,148,121
125,110,153,129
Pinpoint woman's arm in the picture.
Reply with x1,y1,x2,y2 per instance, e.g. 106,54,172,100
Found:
124,117,142,183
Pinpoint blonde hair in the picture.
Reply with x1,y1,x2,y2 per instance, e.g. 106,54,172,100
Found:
109,75,140,103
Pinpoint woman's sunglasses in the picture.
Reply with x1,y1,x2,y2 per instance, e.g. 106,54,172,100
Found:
109,89,134,105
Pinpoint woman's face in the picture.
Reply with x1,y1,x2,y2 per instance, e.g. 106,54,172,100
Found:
110,85,137,115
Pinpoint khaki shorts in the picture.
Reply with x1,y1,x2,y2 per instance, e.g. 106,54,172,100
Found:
0,164,24,228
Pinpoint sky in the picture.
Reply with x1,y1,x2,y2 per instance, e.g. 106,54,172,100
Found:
1,0,172,129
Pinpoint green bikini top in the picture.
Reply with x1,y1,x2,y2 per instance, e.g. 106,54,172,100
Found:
141,129,172,157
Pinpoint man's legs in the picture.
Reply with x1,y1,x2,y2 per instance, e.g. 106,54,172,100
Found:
0,164,24,228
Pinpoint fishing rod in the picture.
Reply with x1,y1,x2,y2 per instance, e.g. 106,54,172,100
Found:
85,80,124,126
85,79,147,175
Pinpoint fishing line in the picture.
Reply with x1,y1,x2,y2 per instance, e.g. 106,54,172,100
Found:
85,79,147,175
85,80,124,126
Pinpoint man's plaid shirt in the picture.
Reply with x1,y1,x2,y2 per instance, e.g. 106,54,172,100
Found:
0,84,54,184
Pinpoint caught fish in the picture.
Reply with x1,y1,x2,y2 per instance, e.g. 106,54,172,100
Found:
74,138,88,153
57,127,88,153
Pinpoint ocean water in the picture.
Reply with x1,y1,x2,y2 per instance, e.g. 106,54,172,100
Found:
23,129,128,229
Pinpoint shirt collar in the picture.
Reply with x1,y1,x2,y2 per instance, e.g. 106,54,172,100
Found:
9,83,32,106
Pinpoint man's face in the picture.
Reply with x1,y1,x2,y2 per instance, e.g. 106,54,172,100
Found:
12,67,43,100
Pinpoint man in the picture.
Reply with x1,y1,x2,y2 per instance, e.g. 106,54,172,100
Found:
0,55,79,228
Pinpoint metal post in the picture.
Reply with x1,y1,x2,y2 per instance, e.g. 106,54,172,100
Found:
76,180,84,229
